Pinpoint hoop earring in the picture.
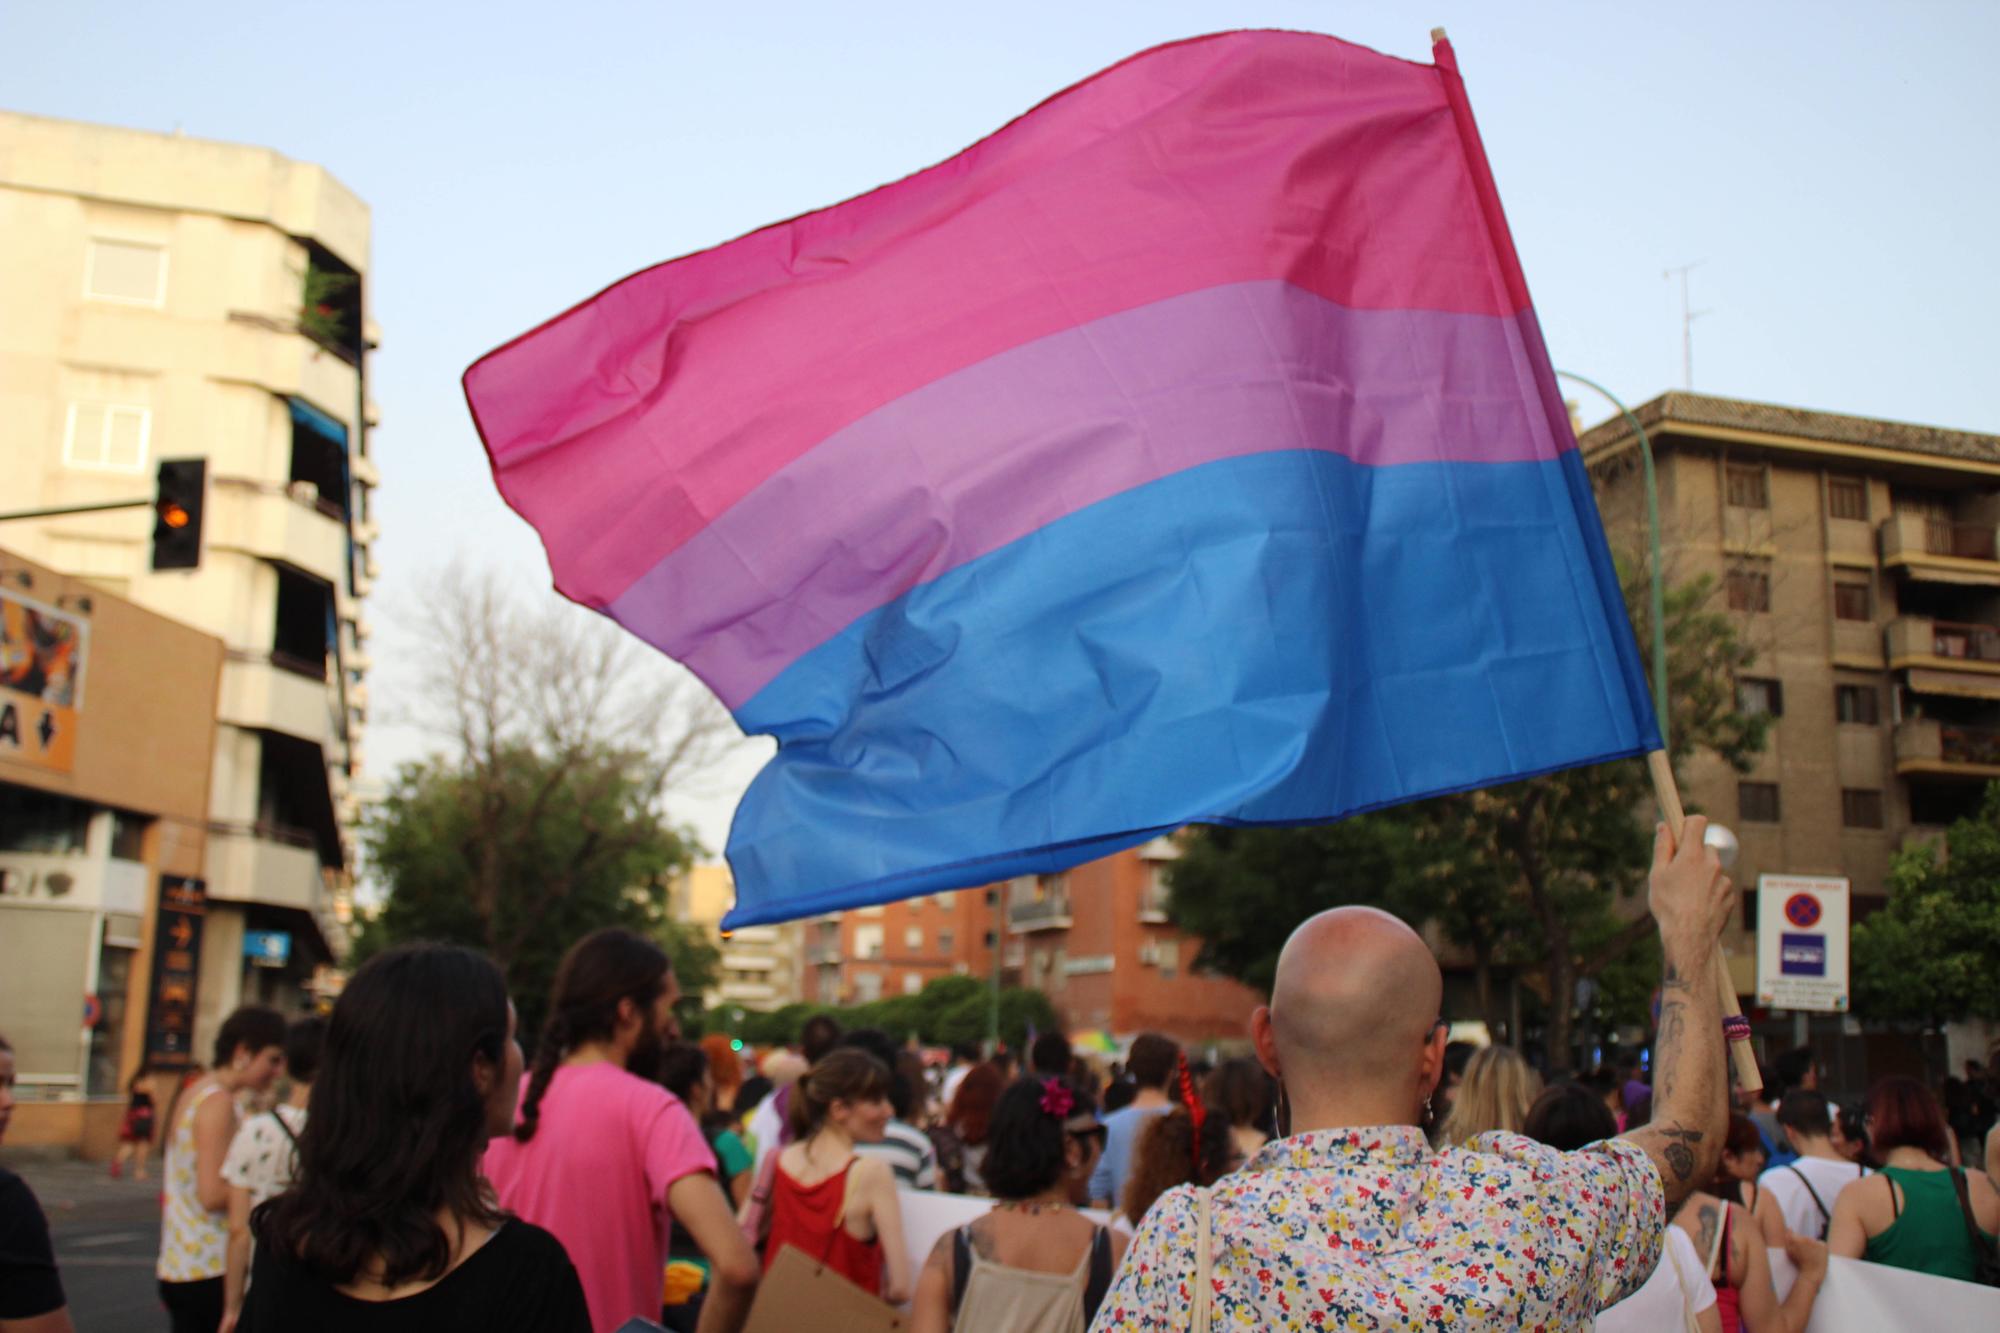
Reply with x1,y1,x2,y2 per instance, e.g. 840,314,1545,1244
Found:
1274,1081,1292,1138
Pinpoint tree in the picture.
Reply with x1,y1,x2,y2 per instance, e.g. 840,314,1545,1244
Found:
717,975,1056,1052
1853,782,2000,1025
358,568,740,1043
1168,568,1768,1072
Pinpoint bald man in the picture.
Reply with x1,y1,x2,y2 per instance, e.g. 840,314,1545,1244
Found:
1091,816,1734,1332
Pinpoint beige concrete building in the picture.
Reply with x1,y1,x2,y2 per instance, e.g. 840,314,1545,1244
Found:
0,550,223,1154
0,112,379,1056
1582,393,2000,1071
670,863,804,1014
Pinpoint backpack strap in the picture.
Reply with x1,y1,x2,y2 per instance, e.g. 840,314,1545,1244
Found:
949,1225,973,1322
1787,1164,1832,1238
1082,1225,1113,1325
1947,1169,2000,1272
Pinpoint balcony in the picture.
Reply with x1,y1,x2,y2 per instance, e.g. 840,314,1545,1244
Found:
209,478,345,585
0,852,144,913
1009,893,1073,933
1887,618,2000,701
205,823,324,914
1893,718,2000,780
809,945,844,966
1880,514,2000,585
220,654,336,744
217,315,361,418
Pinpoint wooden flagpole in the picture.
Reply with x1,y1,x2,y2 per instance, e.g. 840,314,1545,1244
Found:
1648,751,1762,1094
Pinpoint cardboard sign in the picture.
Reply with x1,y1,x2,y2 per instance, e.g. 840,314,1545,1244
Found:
1755,875,1849,1012
743,1242,904,1333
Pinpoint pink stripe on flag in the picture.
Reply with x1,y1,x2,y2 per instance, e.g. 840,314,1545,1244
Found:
465,30,1524,613
608,282,1564,709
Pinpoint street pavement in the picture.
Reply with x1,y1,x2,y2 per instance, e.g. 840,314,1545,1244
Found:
6,1154,164,1330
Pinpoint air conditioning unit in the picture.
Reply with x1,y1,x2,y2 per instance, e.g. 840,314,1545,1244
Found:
287,480,319,506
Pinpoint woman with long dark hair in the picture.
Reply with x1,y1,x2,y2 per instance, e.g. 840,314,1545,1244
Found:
911,1076,1124,1333
484,928,757,1331
239,943,588,1329
1117,1062,1242,1226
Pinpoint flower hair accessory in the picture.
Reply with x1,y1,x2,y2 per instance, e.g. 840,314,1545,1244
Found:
1176,1053,1208,1177
1039,1078,1075,1118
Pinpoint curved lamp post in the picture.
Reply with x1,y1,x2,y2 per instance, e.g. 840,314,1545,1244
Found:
1556,370,1670,751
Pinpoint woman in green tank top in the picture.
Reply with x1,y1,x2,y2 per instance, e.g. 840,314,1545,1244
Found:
1827,1077,2000,1284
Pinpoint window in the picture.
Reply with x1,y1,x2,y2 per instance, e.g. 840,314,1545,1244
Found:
84,239,166,305
854,923,884,961
938,929,954,955
933,892,954,909
854,971,882,1003
1726,567,1771,613
1827,478,1867,521
1736,678,1784,718
1835,684,1880,725
902,973,923,996
904,926,923,952
63,403,151,473
1833,577,1871,622
1739,782,1781,823
1725,465,1769,509
1841,789,1885,829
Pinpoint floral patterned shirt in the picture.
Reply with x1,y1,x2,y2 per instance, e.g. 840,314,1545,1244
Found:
1089,1125,1662,1333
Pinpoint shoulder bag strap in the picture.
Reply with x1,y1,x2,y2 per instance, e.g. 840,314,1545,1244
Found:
1704,1203,1728,1279
1661,1233,1704,1333
949,1224,972,1321
1947,1169,2000,1267
1082,1225,1113,1325
1192,1186,1214,1333
1787,1163,1832,1235
269,1108,301,1149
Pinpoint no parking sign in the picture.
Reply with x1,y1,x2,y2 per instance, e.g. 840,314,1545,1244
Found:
1755,874,1849,1011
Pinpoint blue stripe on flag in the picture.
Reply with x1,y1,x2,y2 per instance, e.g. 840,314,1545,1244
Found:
720,448,1658,928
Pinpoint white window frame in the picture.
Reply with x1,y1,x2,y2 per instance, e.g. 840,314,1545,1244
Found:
62,402,153,474
83,238,169,308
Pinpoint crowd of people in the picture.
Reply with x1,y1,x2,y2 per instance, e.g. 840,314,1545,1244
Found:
2,816,1998,1331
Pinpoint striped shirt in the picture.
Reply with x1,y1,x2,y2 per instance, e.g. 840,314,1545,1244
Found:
856,1119,938,1190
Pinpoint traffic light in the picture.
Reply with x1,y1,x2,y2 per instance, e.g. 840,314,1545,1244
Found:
151,458,206,571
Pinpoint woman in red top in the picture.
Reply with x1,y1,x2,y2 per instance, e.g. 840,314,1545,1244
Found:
762,1048,912,1302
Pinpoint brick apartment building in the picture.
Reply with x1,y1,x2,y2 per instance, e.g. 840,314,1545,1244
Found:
1581,392,2000,1069
804,838,1262,1048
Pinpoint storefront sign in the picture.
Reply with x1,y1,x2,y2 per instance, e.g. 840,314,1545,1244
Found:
243,930,292,967
143,875,207,1065
1755,874,1849,1012
0,589,86,774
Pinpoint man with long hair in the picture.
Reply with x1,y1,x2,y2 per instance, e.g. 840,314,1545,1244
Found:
484,928,758,1333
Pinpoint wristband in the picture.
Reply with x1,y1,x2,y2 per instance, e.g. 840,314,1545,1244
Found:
1722,1015,1752,1043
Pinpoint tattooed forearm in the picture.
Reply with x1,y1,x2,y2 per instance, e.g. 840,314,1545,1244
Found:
1654,1122,1705,1183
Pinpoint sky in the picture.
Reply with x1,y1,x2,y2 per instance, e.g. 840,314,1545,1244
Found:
6,1,1997,856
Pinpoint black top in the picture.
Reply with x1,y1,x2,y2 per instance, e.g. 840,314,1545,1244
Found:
0,1168,66,1320
240,1218,591,1332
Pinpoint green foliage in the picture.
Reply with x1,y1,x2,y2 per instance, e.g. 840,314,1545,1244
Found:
712,975,1055,1052
1853,783,2000,1024
1166,566,1767,1071
298,267,357,348
357,744,699,1046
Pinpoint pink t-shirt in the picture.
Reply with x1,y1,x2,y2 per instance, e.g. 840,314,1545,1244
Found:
483,1062,716,1333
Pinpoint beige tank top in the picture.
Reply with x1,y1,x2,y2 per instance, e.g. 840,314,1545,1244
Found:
157,1081,231,1281
952,1223,1111,1333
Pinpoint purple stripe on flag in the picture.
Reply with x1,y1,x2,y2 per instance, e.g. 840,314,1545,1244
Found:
608,280,1568,711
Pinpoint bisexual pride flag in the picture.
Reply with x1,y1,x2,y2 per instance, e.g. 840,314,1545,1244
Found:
465,31,1660,928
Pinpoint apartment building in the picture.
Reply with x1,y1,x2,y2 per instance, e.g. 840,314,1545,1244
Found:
0,549,223,1153
670,862,803,1012
0,113,379,1056
1580,392,2000,1063
803,841,1262,1048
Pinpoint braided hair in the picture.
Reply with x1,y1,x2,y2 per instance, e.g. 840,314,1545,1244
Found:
514,928,670,1143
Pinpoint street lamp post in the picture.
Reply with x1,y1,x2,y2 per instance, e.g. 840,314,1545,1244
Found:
1556,370,1670,751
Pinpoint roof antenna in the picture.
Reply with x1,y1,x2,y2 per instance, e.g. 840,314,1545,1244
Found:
1663,260,1709,390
